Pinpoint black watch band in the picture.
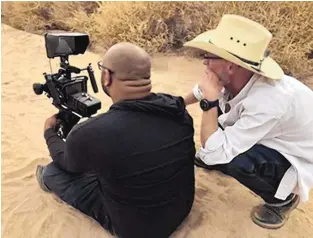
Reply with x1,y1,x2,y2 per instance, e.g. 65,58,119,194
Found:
200,99,219,111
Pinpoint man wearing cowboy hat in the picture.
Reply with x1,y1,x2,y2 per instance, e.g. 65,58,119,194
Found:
183,14,313,229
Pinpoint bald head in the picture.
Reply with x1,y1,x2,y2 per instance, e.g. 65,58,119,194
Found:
102,42,151,81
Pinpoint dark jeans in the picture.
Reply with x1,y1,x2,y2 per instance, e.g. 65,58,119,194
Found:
42,162,115,235
198,106,292,204
203,144,292,204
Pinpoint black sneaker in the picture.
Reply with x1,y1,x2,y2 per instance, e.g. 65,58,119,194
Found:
194,156,216,170
36,165,51,193
251,194,300,229
194,156,226,172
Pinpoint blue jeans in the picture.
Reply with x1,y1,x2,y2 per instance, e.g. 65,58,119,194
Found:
42,162,115,234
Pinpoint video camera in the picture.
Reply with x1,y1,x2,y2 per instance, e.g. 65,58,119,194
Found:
33,32,101,139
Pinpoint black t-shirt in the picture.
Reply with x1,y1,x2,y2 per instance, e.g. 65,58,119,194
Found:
44,93,195,238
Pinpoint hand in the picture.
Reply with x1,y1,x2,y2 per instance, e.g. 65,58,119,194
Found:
198,69,223,101
44,114,58,131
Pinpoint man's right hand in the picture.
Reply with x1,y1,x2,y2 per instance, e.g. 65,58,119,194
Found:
44,114,58,131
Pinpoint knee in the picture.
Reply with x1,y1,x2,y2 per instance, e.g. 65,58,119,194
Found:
42,162,62,185
226,154,256,176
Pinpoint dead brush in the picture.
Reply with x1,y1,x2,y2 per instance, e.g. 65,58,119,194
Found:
1,1,312,79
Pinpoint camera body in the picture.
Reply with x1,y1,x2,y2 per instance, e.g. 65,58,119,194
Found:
33,32,102,139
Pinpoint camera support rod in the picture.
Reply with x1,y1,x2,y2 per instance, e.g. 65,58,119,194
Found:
59,56,98,94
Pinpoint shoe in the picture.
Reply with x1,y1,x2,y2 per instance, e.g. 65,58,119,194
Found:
36,165,51,193
251,194,300,229
194,156,215,170
194,156,225,172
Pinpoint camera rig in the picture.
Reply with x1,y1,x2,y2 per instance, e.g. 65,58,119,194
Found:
33,32,101,139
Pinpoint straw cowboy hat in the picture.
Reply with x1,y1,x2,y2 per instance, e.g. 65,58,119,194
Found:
184,14,284,80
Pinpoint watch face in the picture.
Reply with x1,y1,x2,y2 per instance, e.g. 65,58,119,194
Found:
200,99,209,111
200,99,219,111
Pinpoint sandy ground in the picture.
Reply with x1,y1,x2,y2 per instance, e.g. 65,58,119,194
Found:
2,24,313,238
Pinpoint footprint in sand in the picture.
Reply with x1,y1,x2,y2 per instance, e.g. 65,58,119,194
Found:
216,175,233,188
218,192,229,202
195,187,210,199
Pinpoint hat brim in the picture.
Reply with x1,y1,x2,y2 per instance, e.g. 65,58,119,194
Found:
184,30,284,80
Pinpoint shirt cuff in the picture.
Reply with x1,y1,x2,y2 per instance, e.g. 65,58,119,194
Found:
274,166,298,200
193,84,204,101
201,127,225,152
44,128,58,141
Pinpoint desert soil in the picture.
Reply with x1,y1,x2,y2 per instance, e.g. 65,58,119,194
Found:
2,24,313,238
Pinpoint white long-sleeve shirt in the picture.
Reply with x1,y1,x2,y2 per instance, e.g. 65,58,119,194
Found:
197,74,313,202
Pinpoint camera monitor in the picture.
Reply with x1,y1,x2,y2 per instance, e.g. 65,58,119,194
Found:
44,32,89,58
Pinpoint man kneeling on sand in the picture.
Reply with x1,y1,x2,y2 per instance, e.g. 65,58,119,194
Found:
184,14,313,229
36,42,195,238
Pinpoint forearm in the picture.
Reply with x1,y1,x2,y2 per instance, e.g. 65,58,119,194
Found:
200,107,218,147
44,128,67,169
184,92,198,106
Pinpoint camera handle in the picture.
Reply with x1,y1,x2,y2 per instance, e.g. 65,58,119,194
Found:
86,64,99,93
55,110,81,139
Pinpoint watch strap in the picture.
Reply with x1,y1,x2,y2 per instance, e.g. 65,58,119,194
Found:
200,99,219,111
210,99,219,108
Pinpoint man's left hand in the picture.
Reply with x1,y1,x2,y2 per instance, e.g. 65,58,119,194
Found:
44,114,58,131
199,69,223,101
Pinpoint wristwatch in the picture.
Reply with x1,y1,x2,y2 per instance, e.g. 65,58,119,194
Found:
200,99,219,111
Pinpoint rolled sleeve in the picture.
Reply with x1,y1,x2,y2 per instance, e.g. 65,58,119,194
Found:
198,127,230,165
203,127,225,151
197,108,282,166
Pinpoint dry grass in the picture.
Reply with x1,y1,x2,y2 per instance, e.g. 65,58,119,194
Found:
2,1,313,79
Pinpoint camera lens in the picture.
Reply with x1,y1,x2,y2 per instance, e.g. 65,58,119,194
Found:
33,83,44,95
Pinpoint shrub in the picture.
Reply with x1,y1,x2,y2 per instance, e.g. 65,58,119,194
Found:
2,1,312,78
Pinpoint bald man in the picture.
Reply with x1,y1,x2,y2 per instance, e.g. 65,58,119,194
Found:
36,42,196,238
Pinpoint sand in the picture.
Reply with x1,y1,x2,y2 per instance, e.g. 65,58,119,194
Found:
2,24,313,238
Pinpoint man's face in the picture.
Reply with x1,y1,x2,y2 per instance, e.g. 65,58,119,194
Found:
202,53,232,86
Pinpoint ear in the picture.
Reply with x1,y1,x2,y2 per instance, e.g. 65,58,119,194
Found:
227,62,239,75
101,69,112,87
